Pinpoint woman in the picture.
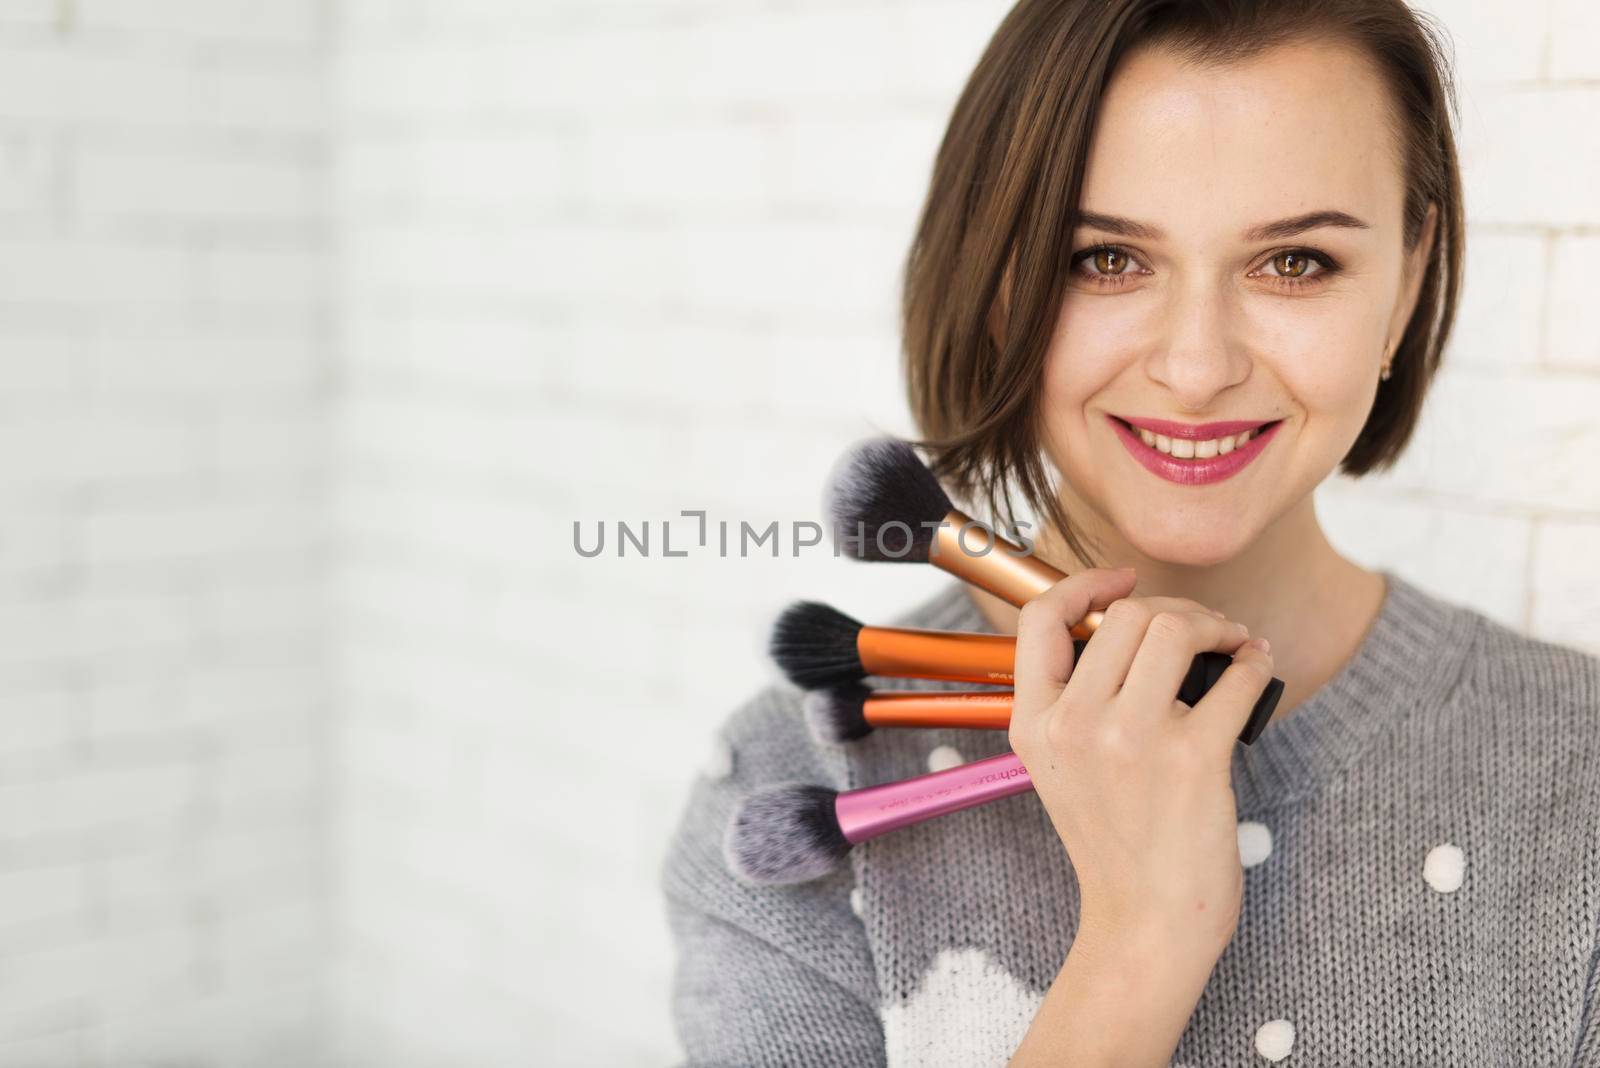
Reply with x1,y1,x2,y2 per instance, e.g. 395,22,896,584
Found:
662,1,1600,1065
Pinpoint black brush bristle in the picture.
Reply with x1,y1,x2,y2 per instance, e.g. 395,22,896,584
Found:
724,783,849,885
802,684,873,744
825,437,954,562
768,601,865,689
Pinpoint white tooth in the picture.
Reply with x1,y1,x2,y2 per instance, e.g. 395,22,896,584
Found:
1234,430,1253,448
1217,435,1235,455
1154,434,1171,454
1139,428,1156,446
1170,437,1195,458
1194,438,1219,458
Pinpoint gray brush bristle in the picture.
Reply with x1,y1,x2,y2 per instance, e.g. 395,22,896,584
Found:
825,437,953,562
768,601,865,689
724,783,849,885
802,684,873,744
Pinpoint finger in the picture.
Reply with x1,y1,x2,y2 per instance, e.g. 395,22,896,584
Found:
1184,639,1276,759
1118,610,1253,717
1067,595,1234,699
1012,568,1137,728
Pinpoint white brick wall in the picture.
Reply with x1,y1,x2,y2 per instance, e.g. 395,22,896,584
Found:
1,1,1595,1066
0,0,331,1064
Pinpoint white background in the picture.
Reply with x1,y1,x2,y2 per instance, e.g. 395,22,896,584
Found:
0,0,1596,1064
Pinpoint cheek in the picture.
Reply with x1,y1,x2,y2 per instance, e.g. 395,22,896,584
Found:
1041,293,1129,415
1245,297,1388,431
1039,301,1122,462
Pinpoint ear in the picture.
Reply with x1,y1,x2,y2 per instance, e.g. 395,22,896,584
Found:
1387,202,1439,351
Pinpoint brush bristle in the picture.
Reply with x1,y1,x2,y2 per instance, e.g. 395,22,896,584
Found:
768,601,865,689
802,684,873,745
825,437,953,562
724,783,849,885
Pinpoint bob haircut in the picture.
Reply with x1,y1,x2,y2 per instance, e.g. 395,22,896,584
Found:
901,0,1463,567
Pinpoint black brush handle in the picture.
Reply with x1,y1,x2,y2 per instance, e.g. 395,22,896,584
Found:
1069,639,1282,746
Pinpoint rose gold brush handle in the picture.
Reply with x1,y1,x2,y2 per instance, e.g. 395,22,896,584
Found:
931,508,1104,637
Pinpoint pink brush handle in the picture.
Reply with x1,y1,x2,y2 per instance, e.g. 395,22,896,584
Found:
835,751,1032,844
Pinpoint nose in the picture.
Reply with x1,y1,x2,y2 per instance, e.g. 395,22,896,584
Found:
1144,279,1251,410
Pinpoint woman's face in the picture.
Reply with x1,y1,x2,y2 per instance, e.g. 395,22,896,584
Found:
1040,38,1435,568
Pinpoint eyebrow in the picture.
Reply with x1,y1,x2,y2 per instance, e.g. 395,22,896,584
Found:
1075,209,1371,242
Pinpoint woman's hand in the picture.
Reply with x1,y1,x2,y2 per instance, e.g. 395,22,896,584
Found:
1008,567,1275,963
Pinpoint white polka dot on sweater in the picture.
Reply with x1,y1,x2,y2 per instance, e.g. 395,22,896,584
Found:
850,886,865,919
1237,821,1273,868
882,946,1043,1068
1424,842,1465,893
927,745,964,772
701,735,734,781
1253,1019,1294,1061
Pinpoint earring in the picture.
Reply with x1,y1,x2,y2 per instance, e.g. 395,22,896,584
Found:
1380,362,1392,381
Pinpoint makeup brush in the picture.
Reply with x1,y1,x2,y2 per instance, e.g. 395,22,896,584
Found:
826,437,1093,627
770,600,1016,687
726,751,1034,885
803,686,1013,744
817,436,1295,721
771,601,1283,744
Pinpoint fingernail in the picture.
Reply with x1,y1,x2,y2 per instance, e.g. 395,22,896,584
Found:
1249,637,1271,653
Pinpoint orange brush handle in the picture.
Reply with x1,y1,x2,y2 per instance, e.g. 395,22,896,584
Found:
856,625,1015,684
932,508,1104,638
863,691,1013,730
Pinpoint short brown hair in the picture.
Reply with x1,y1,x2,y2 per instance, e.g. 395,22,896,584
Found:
901,0,1463,566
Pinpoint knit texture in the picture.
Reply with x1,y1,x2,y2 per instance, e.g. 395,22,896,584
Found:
661,569,1600,1066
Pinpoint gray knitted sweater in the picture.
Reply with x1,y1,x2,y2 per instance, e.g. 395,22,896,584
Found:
661,569,1600,1066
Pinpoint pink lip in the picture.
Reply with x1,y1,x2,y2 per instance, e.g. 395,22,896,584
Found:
1117,415,1274,440
1108,414,1282,486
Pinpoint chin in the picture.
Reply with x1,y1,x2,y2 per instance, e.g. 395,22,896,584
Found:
1122,520,1253,569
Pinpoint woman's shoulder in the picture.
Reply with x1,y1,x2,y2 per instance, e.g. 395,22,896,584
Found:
1399,573,1600,757
1446,591,1600,716
657,680,885,1050
704,678,833,793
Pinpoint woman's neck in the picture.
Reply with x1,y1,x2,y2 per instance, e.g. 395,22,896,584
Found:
965,496,1388,721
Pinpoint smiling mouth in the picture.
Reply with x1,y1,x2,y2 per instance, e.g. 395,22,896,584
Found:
1112,416,1284,460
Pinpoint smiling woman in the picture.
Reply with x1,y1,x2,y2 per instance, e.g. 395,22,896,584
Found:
911,27,1454,602
661,2,1600,1067
980,31,1454,717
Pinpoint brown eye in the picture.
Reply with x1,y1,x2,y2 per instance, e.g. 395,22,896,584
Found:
1094,248,1130,275
1273,251,1310,278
